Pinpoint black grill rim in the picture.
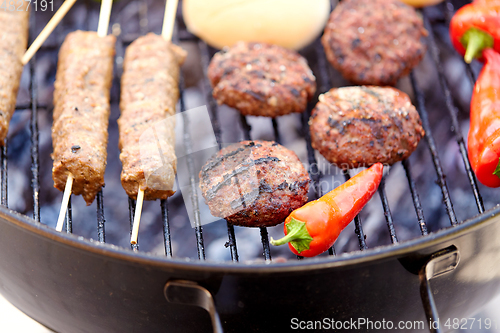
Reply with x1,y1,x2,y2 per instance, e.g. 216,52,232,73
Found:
1,202,498,271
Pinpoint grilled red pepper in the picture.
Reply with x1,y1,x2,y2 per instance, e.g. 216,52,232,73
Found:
270,163,383,257
449,0,500,63
468,48,500,187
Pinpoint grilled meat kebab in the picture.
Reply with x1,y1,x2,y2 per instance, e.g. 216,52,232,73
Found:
118,33,186,200
309,86,425,168
199,140,310,227
0,9,29,143
322,0,427,86
52,31,116,205
208,42,316,117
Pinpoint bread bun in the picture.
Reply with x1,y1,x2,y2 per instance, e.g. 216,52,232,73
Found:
182,0,330,50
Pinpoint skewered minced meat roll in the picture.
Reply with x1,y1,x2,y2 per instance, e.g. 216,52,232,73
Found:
0,9,29,143
52,31,116,205
118,33,187,200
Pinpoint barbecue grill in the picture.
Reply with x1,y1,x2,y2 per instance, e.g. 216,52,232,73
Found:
1,0,499,332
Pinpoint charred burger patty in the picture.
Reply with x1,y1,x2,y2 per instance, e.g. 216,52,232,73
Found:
199,140,310,227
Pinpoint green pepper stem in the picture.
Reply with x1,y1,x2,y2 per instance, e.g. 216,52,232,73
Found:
270,217,313,254
493,158,500,179
461,28,494,64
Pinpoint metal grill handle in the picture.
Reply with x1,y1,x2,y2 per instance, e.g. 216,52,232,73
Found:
419,246,460,333
164,280,223,333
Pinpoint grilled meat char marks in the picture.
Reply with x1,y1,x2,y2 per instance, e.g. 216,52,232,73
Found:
321,0,427,86
52,31,115,205
208,42,316,117
0,9,29,143
119,33,187,200
200,141,310,227
309,86,425,168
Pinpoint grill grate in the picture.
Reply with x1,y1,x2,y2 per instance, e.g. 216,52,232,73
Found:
422,9,485,215
409,71,458,226
6,0,486,265
402,159,428,236
181,82,207,261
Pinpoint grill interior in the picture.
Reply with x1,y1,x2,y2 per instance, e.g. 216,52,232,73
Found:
6,0,495,263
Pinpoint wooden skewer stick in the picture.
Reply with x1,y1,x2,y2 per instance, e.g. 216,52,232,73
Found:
129,0,179,245
97,0,113,38
56,173,73,232
130,188,145,245
22,0,77,65
161,0,179,41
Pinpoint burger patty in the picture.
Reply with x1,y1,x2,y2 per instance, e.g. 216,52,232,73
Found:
309,86,425,168
199,140,310,227
321,0,427,86
208,42,316,117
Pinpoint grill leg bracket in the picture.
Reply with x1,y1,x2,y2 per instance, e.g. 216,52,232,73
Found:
419,246,460,333
164,280,223,333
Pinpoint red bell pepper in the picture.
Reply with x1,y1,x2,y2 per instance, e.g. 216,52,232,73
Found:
449,0,500,63
270,163,383,257
468,48,500,187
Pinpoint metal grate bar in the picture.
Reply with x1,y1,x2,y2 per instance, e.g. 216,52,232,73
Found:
271,118,281,144
96,190,105,243
442,1,477,83
301,110,323,198
402,159,428,235
161,199,172,257
1,143,7,207
179,74,206,261
239,115,272,261
422,10,484,214
343,170,368,249
465,63,477,87
65,196,72,234
313,41,332,94
378,175,398,244
199,41,239,262
16,104,47,111
259,227,272,262
28,25,40,222
128,198,139,251
239,114,252,139
91,0,104,239
410,72,458,226
198,42,223,151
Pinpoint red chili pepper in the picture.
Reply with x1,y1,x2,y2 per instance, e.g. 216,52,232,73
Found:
270,163,383,257
449,0,500,63
468,48,500,187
